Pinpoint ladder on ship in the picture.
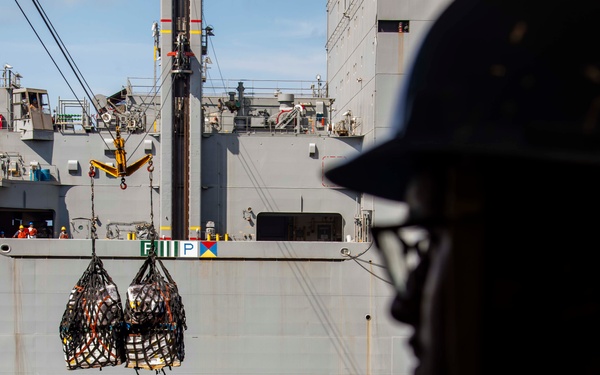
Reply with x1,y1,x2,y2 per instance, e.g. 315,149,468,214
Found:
275,106,301,129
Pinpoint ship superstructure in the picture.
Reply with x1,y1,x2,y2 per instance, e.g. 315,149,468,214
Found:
0,0,450,374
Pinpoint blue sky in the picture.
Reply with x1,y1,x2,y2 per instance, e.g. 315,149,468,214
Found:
1,0,327,107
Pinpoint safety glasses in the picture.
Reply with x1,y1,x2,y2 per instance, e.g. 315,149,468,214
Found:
371,222,434,295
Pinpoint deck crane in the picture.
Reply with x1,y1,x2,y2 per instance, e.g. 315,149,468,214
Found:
89,94,152,189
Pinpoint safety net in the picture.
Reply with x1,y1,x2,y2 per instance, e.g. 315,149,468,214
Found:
124,253,187,370
59,254,125,370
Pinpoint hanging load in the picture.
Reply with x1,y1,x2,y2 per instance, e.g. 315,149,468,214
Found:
124,252,187,370
59,254,125,370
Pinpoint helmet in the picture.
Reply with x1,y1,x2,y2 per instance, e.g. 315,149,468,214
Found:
19,225,24,229
29,222,33,226
326,1,600,201
61,227,66,231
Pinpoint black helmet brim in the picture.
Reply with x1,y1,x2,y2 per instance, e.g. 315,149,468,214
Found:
326,0,600,201
325,137,416,201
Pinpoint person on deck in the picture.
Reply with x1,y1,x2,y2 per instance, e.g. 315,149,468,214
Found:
13,225,28,239
29,97,39,111
59,226,69,239
27,222,37,238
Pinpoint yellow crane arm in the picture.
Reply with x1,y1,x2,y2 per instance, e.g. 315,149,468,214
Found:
90,154,152,178
89,159,119,177
89,125,152,189
124,154,153,176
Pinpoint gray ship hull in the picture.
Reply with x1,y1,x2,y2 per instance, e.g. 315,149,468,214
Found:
0,239,413,374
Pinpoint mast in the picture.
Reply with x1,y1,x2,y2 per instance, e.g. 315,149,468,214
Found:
188,0,203,241
159,0,203,240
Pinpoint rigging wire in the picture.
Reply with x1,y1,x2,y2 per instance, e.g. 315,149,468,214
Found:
30,0,103,120
88,165,97,255
14,0,78,101
201,8,227,95
208,37,227,95
29,0,118,141
351,258,392,285
121,49,171,140
125,70,174,160
200,8,233,128
147,159,157,252
342,241,393,285
14,0,105,136
21,0,166,170
15,0,114,150
119,17,175,160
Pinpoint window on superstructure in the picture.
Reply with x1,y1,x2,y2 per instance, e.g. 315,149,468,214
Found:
0,209,55,238
378,20,410,33
40,93,50,115
256,213,343,242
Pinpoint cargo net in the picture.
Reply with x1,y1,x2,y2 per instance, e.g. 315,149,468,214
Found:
124,253,187,371
59,254,125,370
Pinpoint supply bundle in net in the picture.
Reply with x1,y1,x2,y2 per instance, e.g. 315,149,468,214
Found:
59,254,125,369
124,253,187,370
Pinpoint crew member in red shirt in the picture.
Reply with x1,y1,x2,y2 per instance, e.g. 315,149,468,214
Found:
13,225,28,238
27,222,37,238
59,226,69,239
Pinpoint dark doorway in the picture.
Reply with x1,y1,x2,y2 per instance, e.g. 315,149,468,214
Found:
256,212,343,242
0,209,54,238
